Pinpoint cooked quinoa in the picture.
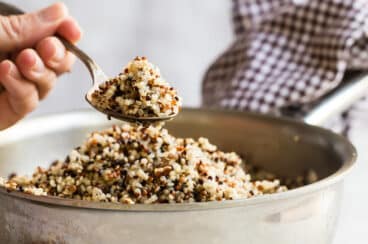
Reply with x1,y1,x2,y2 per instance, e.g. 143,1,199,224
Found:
1,123,289,203
90,56,182,118
0,56,318,204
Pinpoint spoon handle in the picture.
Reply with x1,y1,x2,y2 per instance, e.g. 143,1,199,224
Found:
0,2,105,94
56,35,107,85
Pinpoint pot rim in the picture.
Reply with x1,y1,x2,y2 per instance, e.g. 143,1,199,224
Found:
0,108,357,212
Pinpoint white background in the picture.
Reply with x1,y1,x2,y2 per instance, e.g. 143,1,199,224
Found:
15,0,233,114
6,1,368,243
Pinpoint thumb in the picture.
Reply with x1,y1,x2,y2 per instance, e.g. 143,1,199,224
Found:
0,2,68,52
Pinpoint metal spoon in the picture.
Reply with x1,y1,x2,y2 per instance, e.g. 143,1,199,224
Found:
0,2,177,123
72,42,178,123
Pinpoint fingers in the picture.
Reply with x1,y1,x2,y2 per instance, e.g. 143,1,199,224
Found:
36,36,76,74
0,2,68,52
0,34,76,112
0,3,82,130
15,49,57,100
0,47,64,130
0,60,38,120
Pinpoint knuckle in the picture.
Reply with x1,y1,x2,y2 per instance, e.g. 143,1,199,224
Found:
17,83,37,100
38,71,56,99
15,89,38,115
46,70,57,83
22,97,38,113
59,52,75,73
45,36,57,43
45,79,55,91
37,36,56,50
68,53,76,65
40,81,55,99
15,48,33,67
39,91,50,100
0,15,23,45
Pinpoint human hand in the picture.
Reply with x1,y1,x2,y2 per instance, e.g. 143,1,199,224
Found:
0,2,81,130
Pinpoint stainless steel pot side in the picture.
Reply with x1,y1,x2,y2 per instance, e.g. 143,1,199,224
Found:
2,72,368,244
0,106,357,244
0,76,367,243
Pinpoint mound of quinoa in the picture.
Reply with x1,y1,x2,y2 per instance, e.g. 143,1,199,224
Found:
0,55,319,204
1,123,287,204
90,56,182,118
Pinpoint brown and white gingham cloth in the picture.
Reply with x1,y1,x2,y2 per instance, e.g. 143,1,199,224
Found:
202,0,368,135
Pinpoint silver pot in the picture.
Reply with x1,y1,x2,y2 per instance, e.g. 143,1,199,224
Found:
0,92,362,244
1,72,368,244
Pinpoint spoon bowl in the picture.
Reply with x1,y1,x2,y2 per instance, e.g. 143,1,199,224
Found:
65,38,178,123
85,87,178,123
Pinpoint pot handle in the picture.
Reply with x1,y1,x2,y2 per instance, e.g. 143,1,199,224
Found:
280,71,368,127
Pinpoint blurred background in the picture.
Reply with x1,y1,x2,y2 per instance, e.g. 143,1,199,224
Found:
15,0,233,115
8,1,368,243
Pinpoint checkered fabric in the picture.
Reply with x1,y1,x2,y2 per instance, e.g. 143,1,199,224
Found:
202,0,368,134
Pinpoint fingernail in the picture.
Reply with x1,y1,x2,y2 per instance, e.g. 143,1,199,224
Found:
31,56,44,74
39,2,68,22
